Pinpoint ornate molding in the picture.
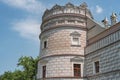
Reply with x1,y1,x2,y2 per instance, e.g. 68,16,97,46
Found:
70,56,84,62
42,2,92,21
70,31,81,37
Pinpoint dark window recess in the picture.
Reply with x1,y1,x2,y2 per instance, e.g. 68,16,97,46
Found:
95,61,99,73
44,41,47,48
43,66,46,78
74,64,81,77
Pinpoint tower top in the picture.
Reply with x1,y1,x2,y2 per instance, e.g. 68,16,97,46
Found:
80,2,88,8
42,2,93,20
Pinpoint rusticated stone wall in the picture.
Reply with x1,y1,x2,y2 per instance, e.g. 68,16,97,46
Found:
37,56,85,80
85,29,120,80
40,28,86,58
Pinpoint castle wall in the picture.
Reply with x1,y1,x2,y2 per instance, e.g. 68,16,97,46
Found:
85,28,120,80
40,27,86,58
37,56,85,80
37,2,120,80
37,27,86,80
86,28,120,54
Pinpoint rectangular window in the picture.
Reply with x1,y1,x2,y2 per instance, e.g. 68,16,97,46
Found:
44,41,47,48
74,64,81,77
43,66,46,78
94,61,99,73
72,37,80,45
70,31,81,46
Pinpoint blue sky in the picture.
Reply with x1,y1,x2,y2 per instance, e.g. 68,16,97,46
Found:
0,0,120,75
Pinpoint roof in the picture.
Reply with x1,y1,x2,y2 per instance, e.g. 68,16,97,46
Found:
87,22,120,45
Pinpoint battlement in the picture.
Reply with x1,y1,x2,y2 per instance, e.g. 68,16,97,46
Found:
42,2,93,21
40,2,94,32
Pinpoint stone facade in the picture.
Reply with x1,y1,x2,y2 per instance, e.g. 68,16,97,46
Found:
85,23,120,80
37,2,120,80
37,56,85,80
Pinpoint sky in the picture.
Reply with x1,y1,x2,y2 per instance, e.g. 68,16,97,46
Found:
0,0,120,75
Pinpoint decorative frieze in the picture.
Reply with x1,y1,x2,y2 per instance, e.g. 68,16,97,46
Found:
41,17,86,32
42,2,92,21
86,29,120,54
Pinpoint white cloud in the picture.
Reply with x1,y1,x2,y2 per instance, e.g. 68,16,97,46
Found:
12,19,40,42
96,5,103,14
0,0,45,41
1,0,45,13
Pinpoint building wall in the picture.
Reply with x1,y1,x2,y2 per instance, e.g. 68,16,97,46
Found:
85,28,120,80
37,27,86,80
40,27,86,58
37,2,120,80
86,28,120,54
41,17,86,32
37,3,88,78
37,56,85,80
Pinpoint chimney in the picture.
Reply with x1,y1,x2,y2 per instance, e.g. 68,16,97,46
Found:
110,12,117,25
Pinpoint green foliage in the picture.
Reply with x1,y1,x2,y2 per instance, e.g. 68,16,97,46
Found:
0,71,13,80
0,56,39,80
12,70,24,80
18,56,39,80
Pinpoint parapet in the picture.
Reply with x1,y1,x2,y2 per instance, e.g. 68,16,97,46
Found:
42,2,93,21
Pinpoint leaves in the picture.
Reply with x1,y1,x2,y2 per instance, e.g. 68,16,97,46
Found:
17,56,39,80
0,56,39,80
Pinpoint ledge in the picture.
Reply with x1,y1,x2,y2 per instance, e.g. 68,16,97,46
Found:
39,54,85,61
85,69,120,78
42,13,86,23
40,25,87,39
71,45,81,47
38,76,85,80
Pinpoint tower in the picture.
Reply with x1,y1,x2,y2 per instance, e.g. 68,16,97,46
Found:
37,2,93,80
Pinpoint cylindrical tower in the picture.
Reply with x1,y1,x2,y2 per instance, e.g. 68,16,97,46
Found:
37,2,93,80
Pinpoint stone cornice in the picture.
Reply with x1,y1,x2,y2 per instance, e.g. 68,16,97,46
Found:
42,13,86,25
39,54,85,61
39,24,87,39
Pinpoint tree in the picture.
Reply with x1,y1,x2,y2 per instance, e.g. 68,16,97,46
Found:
0,56,39,80
0,70,25,80
0,71,13,80
12,70,25,80
17,56,39,80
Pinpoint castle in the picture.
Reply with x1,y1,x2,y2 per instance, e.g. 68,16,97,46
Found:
37,2,120,80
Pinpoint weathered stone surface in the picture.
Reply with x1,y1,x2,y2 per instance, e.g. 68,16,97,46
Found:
37,2,120,80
